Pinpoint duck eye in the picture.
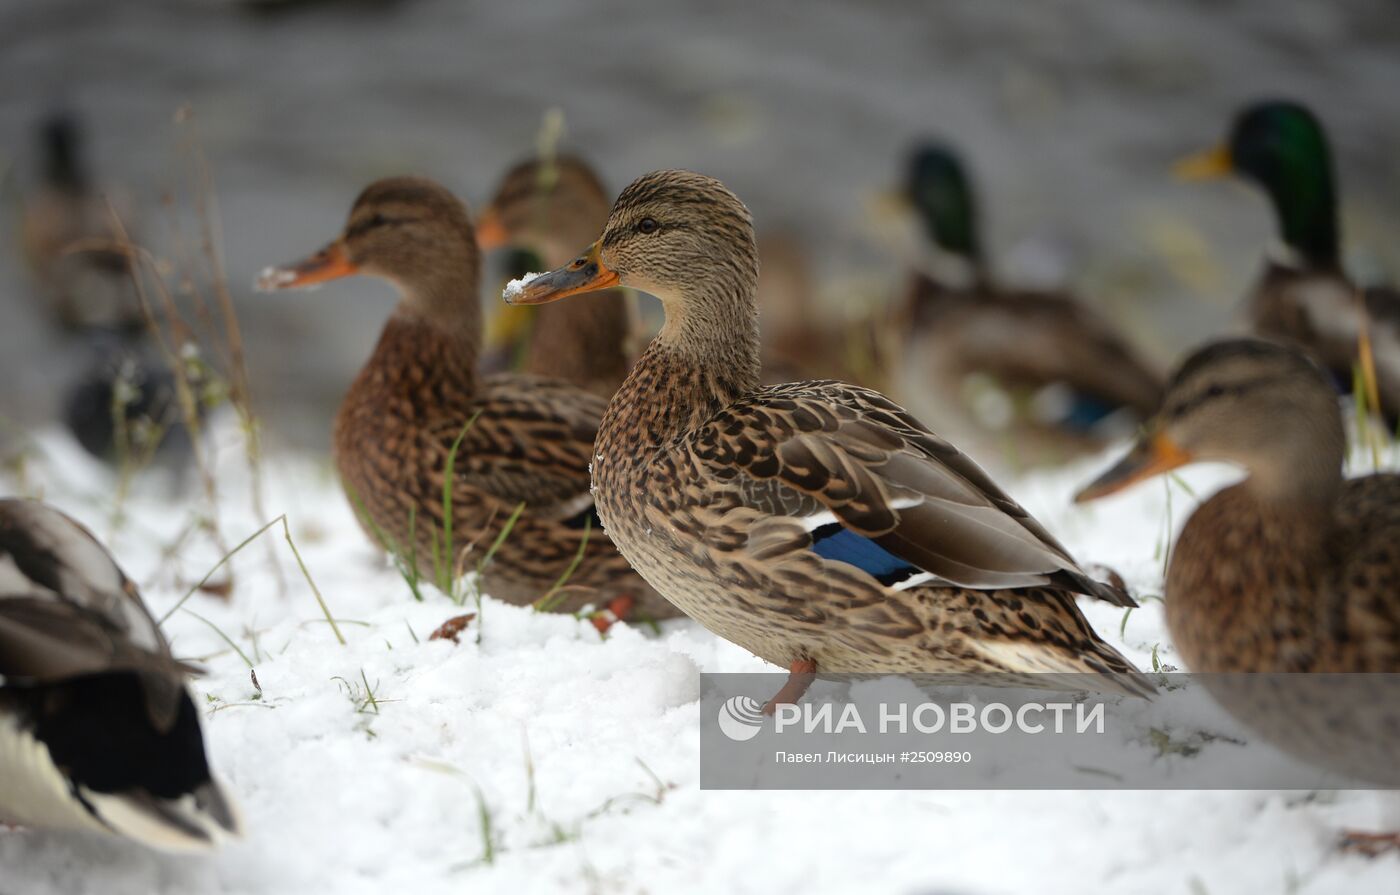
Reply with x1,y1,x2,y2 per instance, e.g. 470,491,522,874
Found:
368,213,388,228
1205,384,1226,399
636,217,659,235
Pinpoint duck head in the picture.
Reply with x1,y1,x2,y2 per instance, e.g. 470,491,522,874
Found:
1075,338,1345,504
1176,100,1339,267
903,142,982,266
476,154,611,270
506,169,758,315
258,176,479,318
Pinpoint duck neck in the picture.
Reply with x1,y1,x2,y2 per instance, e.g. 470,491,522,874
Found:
1239,418,1345,512
606,277,760,447
373,259,481,394
1260,154,1340,270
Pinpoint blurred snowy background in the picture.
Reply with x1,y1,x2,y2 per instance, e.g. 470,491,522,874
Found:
3,0,1400,448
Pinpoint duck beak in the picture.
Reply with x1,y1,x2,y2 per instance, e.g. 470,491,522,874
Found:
1173,144,1233,181
475,208,509,251
256,240,358,291
503,241,619,305
1073,431,1194,503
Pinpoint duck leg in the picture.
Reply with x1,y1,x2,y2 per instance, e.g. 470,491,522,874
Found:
762,659,818,715
1338,830,1400,858
589,594,636,635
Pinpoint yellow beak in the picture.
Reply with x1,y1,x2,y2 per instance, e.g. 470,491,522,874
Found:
1172,144,1234,181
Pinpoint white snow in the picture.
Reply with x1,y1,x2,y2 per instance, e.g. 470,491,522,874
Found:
1,420,1397,894
253,266,302,293
502,272,545,302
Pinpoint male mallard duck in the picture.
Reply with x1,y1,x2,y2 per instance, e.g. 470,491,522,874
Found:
892,143,1163,466
1075,339,1400,794
1177,100,1400,424
476,155,633,398
20,112,143,335
507,170,1149,705
257,177,676,620
0,499,240,850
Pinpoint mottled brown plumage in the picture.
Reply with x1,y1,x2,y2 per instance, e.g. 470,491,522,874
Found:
259,176,675,618
510,170,1149,700
1076,338,1400,783
895,144,1162,465
478,155,633,397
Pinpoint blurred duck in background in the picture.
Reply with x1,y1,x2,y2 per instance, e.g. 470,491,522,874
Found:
19,112,194,468
886,142,1163,470
475,154,634,398
1177,100,1399,426
1076,339,1400,841
20,113,142,335
0,499,241,851
755,233,888,390
258,176,679,623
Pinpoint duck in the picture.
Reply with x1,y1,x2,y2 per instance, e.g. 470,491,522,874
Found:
1176,99,1400,425
61,335,194,469
475,154,634,398
1075,339,1400,792
889,143,1164,468
754,233,889,390
506,169,1150,706
0,498,241,851
257,176,677,621
20,112,195,468
20,112,143,335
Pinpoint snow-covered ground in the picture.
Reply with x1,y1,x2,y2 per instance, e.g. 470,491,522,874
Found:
1,419,1397,895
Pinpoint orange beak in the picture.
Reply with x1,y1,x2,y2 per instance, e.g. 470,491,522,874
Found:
1073,431,1194,503
256,240,358,291
503,241,619,305
475,208,509,251
1172,144,1234,181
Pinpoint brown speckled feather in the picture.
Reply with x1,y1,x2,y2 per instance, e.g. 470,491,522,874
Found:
524,170,1149,695
1078,338,1400,781
268,176,674,618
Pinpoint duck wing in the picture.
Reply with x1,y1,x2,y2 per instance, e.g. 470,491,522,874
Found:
446,374,607,522
0,499,190,730
685,382,1133,605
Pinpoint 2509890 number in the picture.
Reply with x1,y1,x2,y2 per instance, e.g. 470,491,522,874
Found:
907,751,972,763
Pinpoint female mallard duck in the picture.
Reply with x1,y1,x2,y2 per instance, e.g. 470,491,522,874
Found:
21,112,142,335
0,499,240,850
22,113,193,467
476,155,634,398
507,169,1149,705
893,143,1163,466
1075,339,1400,794
1177,100,1400,424
257,176,676,621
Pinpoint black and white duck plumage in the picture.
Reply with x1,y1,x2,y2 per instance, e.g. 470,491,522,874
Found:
0,498,240,851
